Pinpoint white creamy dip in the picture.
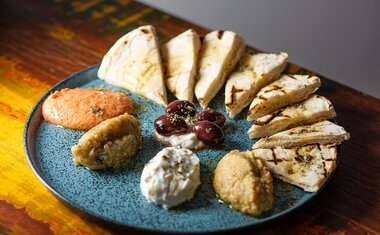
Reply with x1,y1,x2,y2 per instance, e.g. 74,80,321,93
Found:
153,131,205,150
140,147,201,209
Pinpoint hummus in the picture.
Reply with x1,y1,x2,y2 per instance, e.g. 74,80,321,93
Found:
213,150,274,216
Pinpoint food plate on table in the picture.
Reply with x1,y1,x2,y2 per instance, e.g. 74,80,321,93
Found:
24,25,348,233
23,65,338,233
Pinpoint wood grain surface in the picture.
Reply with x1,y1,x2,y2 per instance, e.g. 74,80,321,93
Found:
0,0,379,234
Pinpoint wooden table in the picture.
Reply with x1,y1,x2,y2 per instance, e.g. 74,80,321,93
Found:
1,1,379,234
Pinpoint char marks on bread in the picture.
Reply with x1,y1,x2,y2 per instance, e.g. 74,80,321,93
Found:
195,30,246,108
252,120,350,149
252,144,337,192
248,95,336,138
247,74,321,121
225,50,288,118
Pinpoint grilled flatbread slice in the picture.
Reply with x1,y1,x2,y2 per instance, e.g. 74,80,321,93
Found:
248,95,336,138
195,30,245,108
247,75,321,121
225,50,288,118
252,120,350,149
98,25,167,106
161,29,201,101
252,144,337,192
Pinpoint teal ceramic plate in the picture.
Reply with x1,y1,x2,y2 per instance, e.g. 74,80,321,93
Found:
24,65,336,233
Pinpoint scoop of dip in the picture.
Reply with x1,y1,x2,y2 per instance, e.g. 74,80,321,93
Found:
213,150,274,216
71,113,141,170
42,88,134,130
140,147,201,209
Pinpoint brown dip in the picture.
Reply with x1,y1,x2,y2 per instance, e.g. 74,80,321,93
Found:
42,88,134,130
213,150,274,216
71,113,141,170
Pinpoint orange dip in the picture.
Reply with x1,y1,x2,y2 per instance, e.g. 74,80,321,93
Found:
42,88,134,130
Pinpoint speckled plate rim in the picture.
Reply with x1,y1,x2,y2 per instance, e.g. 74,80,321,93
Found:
23,65,341,234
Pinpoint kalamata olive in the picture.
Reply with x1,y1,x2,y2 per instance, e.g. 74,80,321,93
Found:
154,114,188,136
166,100,196,117
196,108,226,127
192,121,225,147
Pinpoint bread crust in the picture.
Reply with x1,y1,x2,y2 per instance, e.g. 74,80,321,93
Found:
248,95,336,138
225,51,288,118
247,75,321,121
195,30,246,108
252,121,350,149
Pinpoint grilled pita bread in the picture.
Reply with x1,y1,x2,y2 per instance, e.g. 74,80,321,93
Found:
195,30,245,108
225,50,288,118
247,75,321,121
252,144,337,192
252,120,350,149
248,95,336,138
98,25,167,106
161,29,201,101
